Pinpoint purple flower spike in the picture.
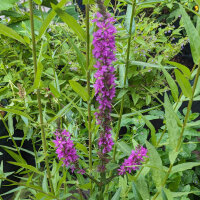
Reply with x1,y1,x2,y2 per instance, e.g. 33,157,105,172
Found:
118,146,148,175
93,12,116,155
53,130,79,170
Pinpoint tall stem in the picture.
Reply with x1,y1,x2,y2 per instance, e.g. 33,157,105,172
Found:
176,63,200,151
29,0,54,194
86,3,92,172
152,62,200,200
113,0,136,161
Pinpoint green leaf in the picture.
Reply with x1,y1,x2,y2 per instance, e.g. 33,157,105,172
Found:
104,0,111,6
179,5,200,64
49,83,60,98
132,182,143,200
8,113,14,135
164,94,180,152
162,189,168,200
67,37,86,73
0,107,32,121
146,95,151,105
117,141,132,156
111,187,121,200
0,23,25,44
8,162,44,175
166,61,191,79
130,61,175,69
137,0,165,5
53,6,86,41
69,80,89,101
175,69,192,98
0,0,19,11
161,66,179,102
3,148,26,164
146,141,165,190
82,0,95,4
37,0,69,41
135,175,150,200
171,162,200,175
124,4,135,34
76,143,88,155
48,99,74,122
27,62,44,94
42,172,49,193
33,0,42,4
195,0,200,6
141,115,156,146
163,188,173,200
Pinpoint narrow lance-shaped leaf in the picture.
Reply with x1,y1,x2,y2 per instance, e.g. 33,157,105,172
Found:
124,4,135,34
111,187,122,200
135,175,150,200
179,4,200,64
66,36,86,73
52,6,86,41
69,80,89,101
164,94,180,150
146,141,165,190
27,62,44,94
175,69,192,98
117,141,132,156
132,182,143,200
0,24,25,44
161,66,179,102
0,107,32,121
166,61,191,78
8,161,44,175
37,0,69,41
171,162,200,175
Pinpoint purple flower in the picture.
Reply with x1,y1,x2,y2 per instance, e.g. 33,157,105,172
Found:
53,130,79,170
118,146,148,175
92,12,116,154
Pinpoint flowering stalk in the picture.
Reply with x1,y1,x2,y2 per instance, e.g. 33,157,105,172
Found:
93,11,116,171
28,0,54,194
53,130,85,174
118,146,148,175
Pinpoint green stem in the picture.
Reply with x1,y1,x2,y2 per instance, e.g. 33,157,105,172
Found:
0,113,22,158
28,0,54,194
113,0,136,161
152,62,200,200
86,3,92,172
176,63,200,151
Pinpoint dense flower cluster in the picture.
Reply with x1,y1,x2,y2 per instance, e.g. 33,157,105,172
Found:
53,130,78,171
118,146,148,175
93,12,116,154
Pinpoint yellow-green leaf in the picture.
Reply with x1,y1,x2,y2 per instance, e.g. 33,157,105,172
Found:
0,23,25,44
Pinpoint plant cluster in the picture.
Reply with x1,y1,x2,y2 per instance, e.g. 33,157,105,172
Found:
0,0,200,200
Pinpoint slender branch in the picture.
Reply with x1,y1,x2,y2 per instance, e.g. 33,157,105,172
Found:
28,0,54,194
113,0,137,161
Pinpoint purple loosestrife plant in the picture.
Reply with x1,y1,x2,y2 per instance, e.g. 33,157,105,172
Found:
93,12,116,159
53,130,85,173
118,146,148,175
